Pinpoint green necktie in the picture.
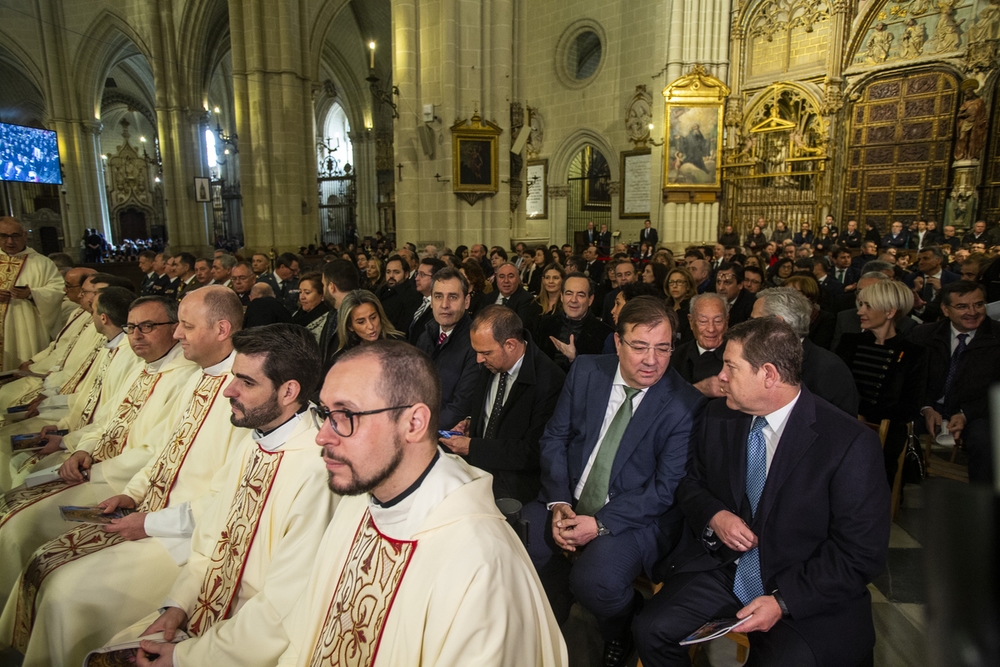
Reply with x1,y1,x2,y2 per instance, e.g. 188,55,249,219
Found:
576,386,641,516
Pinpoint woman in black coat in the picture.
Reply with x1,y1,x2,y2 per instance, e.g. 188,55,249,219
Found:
836,280,925,487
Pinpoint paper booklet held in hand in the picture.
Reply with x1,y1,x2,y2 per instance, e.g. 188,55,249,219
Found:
11,429,69,453
59,506,134,525
678,614,753,645
83,631,190,666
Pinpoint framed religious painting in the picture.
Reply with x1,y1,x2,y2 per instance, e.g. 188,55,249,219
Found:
451,111,502,195
662,65,729,192
194,177,211,202
581,145,612,210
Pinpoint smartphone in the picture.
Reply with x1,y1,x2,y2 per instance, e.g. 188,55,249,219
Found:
438,430,464,438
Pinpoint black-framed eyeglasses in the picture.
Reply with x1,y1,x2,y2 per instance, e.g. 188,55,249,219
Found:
314,404,413,437
0,233,24,241
123,321,175,335
620,338,673,357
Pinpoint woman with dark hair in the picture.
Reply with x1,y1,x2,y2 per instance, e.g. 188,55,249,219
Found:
331,289,403,365
641,261,669,298
814,224,836,254
549,247,566,267
745,224,767,253
769,256,795,286
291,271,331,341
536,262,565,315
523,246,546,295
836,280,924,487
455,245,470,261
665,267,697,343
460,259,490,317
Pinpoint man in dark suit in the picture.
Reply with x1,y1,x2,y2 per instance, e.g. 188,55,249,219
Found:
751,288,860,415
256,252,301,313
415,267,480,429
882,220,909,250
537,273,614,372
634,317,889,667
138,251,158,295
601,258,637,323
669,293,727,398
792,222,814,246
439,306,566,503
582,245,605,281
584,221,599,249
406,257,446,343
376,254,418,332
597,223,612,254
525,297,706,667
961,220,988,245
904,246,961,322
484,262,542,332
831,247,861,289
317,259,360,372
851,240,879,271
714,262,754,327
910,281,1000,484
639,219,658,248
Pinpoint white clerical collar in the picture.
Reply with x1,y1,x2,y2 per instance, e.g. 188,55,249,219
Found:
104,331,125,349
253,407,306,452
758,390,801,435
696,343,716,356
369,448,473,540
203,350,236,376
145,342,184,373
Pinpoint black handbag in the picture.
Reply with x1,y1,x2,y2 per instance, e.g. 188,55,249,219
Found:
902,421,924,485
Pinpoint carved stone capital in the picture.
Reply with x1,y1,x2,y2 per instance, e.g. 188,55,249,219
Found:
348,130,372,143
188,110,212,127
607,181,621,196
80,120,103,135
549,185,570,199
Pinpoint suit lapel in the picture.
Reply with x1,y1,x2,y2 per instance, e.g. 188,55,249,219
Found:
754,391,819,529
727,415,752,515
583,361,615,468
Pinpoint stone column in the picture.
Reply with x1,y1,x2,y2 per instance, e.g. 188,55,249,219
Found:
350,130,379,238
392,0,514,249
228,0,318,252
548,185,569,245
61,120,111,244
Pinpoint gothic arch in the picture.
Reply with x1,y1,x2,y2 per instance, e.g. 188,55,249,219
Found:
72,10,155,119
318,44,367,133
0,31,45,100
176,0,230,101
549,129,619,187
308,0,354,82
0,39,47,127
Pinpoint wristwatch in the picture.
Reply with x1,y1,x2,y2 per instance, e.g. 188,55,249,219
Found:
595,518,611,537
771,589,790,618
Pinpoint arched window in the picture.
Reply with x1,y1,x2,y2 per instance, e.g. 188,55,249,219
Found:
319,102,352,172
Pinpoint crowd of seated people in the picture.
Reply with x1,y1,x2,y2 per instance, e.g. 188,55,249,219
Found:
0,212,997,667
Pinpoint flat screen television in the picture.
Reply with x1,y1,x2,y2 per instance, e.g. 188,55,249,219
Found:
0,121,62,185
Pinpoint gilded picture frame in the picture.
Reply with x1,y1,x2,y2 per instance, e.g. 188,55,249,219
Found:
662,65,730,192
451,112,502,194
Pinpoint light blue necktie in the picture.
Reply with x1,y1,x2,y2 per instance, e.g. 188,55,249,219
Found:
733,416,768,605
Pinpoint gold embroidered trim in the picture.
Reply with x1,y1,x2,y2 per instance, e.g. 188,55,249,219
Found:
0,480,70,530
90,370,161,462
77,346,119,426
0,254,26,365
187,446,284,636
57,339,104,395
308,512,416,667
139,373,226,512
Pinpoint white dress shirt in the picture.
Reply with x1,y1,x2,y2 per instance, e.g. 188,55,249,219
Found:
755,390,801,474
483,351,525,434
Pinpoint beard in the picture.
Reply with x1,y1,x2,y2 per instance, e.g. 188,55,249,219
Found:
320,437,404,496
230,395,284,429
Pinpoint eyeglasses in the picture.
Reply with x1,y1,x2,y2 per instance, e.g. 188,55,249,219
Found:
314,403,413,437
667,279,688,287
123,321,175,335
947,301,985,312
64,282,82,289
716,276,737,285
0,233,24,241
620,338,673,356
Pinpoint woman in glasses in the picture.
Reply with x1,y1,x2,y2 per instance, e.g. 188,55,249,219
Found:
331,290,402,365
664,267,697,344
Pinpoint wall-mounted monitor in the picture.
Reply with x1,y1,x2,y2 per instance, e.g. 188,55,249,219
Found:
0,121,62,185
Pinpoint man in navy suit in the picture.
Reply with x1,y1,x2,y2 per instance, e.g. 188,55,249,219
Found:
525,296,706,667
634,317,889,667
903,246,960,322
639,219,658,247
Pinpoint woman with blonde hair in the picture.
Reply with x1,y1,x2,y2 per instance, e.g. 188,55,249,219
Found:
332,290,402,364
536,262,565,316
364,256,386,291
835,279,924,486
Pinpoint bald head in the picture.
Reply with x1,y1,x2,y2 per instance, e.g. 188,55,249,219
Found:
250,283,275,300
174,286,242,368
186,285,244,332
64,267,97,305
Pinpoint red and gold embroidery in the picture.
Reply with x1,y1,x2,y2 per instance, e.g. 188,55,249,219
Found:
57,338,104,395
187,446,284,636
0,481,72,530
90,370,161,462
139,373,226,512
308,512,417,667
0,253,26,364
76,346,119,427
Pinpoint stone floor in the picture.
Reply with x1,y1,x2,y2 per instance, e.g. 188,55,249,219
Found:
564,479,939,667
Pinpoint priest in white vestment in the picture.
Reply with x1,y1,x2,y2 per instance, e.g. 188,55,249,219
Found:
107,324,338,666
137,340,567,667
0,286,142,491
0,287,250,667
0,218,65,370
0,296,198,602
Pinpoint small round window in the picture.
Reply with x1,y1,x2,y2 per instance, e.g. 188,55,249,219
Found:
571,31,601,80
